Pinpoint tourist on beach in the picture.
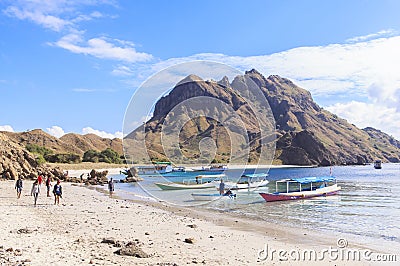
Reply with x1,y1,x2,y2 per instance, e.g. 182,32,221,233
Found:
45,176,51,197
108,178,114,196
37,174,43,186
31,180,40,206
53,180,62,205
15,176,23,199
219,179,225,195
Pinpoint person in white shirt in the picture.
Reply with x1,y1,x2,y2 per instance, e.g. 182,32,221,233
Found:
30,180,40,206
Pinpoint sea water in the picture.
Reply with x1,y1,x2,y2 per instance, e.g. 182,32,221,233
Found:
109,164,400,248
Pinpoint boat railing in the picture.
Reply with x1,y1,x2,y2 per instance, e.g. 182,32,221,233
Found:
275,178,337,193
182,178,213,185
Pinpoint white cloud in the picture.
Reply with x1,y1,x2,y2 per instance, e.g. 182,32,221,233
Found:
72,88,96,92
148,34,400,100
46,126,65,138
111,65,135,76
0,125,14,132
346,29,397,43
71,11,105,23
82,127,122,139
4,5,70,32
326,101,400,140
2,0,115,32
3,0,153,65
132,31,400,139
53,33,153,62
46,125,123,139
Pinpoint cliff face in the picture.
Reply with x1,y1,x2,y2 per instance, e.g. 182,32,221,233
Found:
0,132,64,180
245,69,400,165
125,70,400,166
135,75,269,164
0,130,124,180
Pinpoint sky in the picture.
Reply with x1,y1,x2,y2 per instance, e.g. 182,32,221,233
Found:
0,0,400,140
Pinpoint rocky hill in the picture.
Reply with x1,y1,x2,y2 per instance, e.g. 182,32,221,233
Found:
245,70,400,165
3,129,123,156
125,70,400,166
0,132,64,180
60,133,123,155
0,130,124,180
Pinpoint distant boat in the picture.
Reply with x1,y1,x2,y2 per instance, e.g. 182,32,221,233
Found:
374,160,382,169
136,162,173,175
259,176,341,202
172,166,186,172
215,173,269,190
189,164,228,172
191,192,236,201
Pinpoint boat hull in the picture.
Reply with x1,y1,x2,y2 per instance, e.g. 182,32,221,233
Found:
212,179,269,190
155,182,215,190
226,180,269,190
259,185,341,202
191,193,236,201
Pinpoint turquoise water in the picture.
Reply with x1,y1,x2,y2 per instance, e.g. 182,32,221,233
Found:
109,164,400,247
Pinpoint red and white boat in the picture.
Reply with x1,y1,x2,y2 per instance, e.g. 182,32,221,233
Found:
259,176,341,202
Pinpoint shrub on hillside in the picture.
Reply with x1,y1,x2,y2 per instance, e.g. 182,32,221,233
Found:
83,148,122,164
26,143,53,156
35,154,46,165
45,153,81,164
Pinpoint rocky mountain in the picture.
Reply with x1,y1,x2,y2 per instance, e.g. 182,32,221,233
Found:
60,133,123,155
3,129,123,156
0,132,64,180
125,70,400,166
245,70,400,165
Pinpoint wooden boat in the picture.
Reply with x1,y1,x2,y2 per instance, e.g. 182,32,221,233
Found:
213,173,269,190
189,164,228,172
137,162,173,175
259,176,341,202
155,182,215,190
374,160,382,169
155,174,226,190
191,192,236,201
172,166,186,172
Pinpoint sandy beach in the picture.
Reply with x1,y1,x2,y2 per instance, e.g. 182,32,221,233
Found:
0,177,396,266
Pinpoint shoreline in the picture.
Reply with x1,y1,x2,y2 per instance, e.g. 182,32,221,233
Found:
55,163,317,178
1,180,395,265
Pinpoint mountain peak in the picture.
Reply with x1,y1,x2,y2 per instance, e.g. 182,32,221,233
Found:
245,69,262,75
176,74,204,86
218,76,230,88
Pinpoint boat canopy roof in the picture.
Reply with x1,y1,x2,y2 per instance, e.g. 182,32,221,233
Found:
290,176,336,184
154,162,172,165
196,174,226,179
242,173,268,178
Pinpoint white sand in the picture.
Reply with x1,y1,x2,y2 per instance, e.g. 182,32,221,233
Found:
0,180,396,266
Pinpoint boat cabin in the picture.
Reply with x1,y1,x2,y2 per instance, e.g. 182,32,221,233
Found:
274,176,337,193
136,162,172,175
374,160,382,169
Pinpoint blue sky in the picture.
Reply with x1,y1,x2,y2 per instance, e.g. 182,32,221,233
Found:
1,0,400,139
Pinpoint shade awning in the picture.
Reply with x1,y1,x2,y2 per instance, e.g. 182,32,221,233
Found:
291,176,336,184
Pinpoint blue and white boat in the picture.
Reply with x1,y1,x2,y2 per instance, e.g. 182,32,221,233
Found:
213,173,269,190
